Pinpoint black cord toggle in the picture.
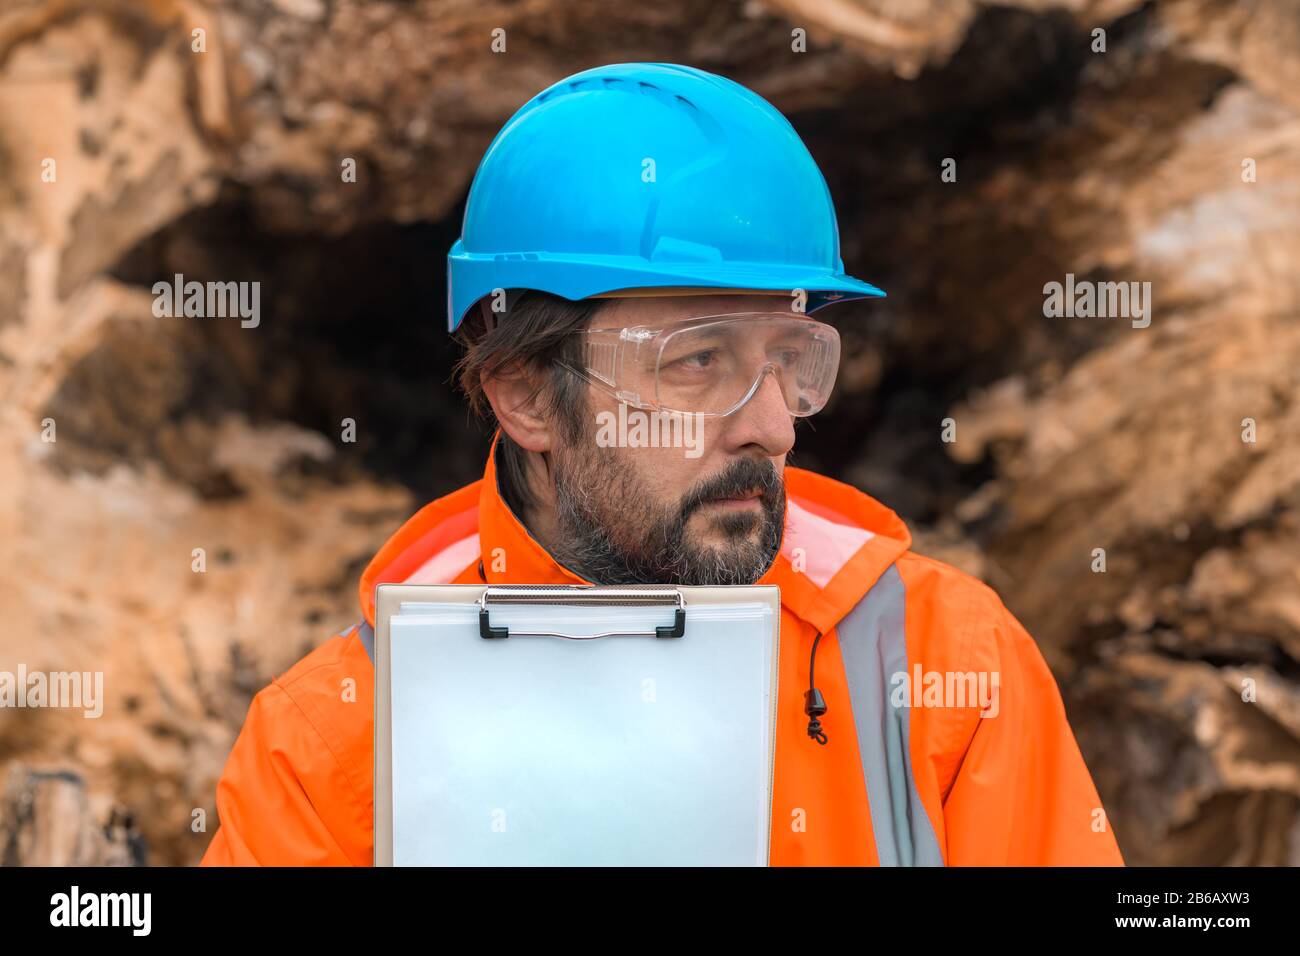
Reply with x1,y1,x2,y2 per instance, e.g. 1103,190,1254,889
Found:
806,630,829,745
805,688,828,745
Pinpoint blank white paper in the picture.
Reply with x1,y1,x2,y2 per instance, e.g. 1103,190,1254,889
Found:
387,601,775,866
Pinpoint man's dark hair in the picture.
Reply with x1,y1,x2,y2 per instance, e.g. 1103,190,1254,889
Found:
452,291,605,515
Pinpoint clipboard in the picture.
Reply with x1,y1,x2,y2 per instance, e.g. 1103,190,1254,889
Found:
373,583,781,866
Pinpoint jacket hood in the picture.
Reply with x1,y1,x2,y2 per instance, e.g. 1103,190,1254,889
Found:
359,435,912,637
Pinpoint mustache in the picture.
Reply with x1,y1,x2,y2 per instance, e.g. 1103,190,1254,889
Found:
679,457,783,520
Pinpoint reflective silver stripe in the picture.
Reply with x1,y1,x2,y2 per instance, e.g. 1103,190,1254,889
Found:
837,565,945,866
357,621,375,663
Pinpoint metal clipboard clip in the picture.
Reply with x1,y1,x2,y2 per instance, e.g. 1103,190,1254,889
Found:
477,585,687,640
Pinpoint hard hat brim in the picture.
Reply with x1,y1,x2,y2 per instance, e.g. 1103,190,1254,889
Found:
448,248,885,331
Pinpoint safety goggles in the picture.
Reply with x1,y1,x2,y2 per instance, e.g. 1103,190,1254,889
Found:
557,312,841,418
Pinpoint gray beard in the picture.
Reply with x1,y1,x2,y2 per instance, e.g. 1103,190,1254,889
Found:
547,444,786,586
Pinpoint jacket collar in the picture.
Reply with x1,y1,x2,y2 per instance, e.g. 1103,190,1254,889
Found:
359,433,912,636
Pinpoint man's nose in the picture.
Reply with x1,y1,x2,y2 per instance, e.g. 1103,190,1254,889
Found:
719,367,796,456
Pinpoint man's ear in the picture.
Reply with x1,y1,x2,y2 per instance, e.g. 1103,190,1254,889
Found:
482,362,553,453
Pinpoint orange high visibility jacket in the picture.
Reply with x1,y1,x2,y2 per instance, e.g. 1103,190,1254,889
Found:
201,440,1123,866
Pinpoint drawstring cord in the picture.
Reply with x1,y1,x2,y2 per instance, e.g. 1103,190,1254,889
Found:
805,630,828,745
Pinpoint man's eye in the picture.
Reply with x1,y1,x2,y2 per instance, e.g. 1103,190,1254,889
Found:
668,349,721,371
773,348,801,368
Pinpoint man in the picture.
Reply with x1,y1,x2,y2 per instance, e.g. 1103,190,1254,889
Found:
201,63,1122,866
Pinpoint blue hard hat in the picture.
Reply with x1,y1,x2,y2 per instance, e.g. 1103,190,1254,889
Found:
446,62,885,333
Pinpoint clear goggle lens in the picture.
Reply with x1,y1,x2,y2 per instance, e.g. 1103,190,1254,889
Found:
578,313,841,417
